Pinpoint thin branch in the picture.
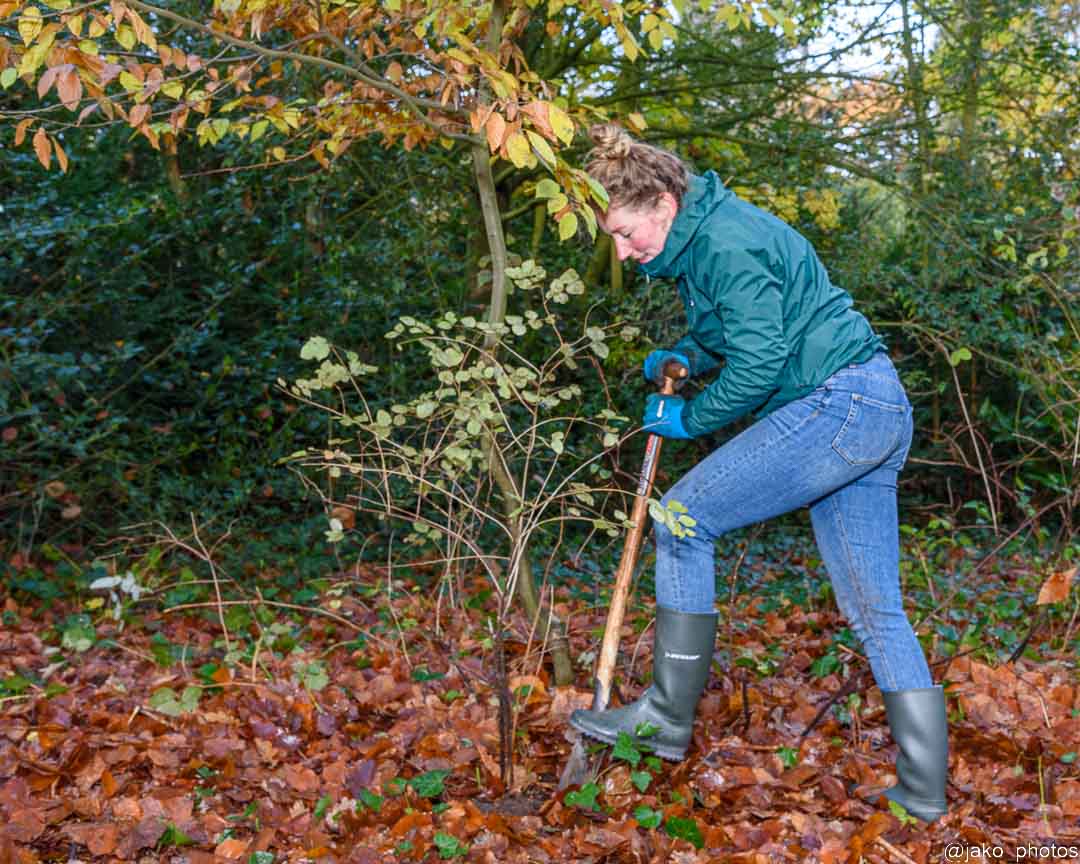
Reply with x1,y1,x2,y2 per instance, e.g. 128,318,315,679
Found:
124,0,475,140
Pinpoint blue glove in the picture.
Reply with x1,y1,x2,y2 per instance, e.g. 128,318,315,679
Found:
643,350,690,385
643,393,692,439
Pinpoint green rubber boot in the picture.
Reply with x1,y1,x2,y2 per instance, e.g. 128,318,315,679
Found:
882,686,948,822
570,606,718,761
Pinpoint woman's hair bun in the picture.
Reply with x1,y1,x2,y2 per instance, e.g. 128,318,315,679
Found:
588,123,633,160
584,122,690,210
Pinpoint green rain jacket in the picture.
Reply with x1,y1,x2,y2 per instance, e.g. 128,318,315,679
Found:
640,171,884,437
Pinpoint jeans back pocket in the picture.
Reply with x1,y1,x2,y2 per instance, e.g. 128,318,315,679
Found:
831,393,907,466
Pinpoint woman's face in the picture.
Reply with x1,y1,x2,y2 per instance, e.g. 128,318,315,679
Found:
598,192,678,264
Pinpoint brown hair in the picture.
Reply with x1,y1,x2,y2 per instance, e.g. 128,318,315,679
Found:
585,123,690,211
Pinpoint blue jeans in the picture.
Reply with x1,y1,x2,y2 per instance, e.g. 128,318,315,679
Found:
654,351,933,692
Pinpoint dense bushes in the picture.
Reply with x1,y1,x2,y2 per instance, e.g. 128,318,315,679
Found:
2,119,1076,573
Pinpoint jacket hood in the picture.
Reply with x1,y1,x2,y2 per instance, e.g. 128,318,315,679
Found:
640,171,731,279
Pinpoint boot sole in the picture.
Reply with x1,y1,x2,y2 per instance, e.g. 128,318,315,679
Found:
569,718,688,762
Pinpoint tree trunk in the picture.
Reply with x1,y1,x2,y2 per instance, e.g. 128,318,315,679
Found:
162,134,187,203
530,202,545,258
610,244,623,297
470,0,574,686
960,0,985,173
584,233,611,288
903,0,941,437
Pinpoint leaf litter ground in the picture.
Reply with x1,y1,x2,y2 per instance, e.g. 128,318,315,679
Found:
1,553,1078,864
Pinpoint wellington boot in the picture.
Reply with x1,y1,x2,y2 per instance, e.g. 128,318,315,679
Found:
881,686,948,822
570,606,718,761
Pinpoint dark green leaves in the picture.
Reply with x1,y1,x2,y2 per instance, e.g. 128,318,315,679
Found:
564,782,600,811
665,816,704,849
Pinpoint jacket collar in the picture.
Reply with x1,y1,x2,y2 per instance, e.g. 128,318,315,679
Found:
640,171,729,278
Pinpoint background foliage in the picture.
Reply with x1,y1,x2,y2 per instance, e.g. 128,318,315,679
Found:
2,0,1077,578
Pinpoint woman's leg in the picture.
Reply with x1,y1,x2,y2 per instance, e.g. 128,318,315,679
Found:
656,352,932,689
809,460,933,691
575,353,942,771
811,462,947,821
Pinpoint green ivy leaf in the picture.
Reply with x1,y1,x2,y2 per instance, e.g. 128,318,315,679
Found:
888,798,919,826
634,721,660,738
633,805,662,829
357,789,383,812
631,770,652,792
407,770,449,798
295,661,329,691
612,731,642,766
777,746,799,768
564,781,600,811
148,686,201,716
61,614,95,653
0,675,32,696
158,822,195,848
810,653,840,678
433,832,469,859
665,816,704,849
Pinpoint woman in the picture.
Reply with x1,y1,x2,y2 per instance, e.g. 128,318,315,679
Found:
569,124,948,822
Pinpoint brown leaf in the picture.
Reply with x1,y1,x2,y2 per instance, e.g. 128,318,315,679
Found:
112,796,142,820
57,68,82,110
284,763,319,794
345,759,376,797
32,126,52,169
156,792,193,824
847,811,893,860
818,774,847,804
520,100,554,140
53,136,69,173
1,427,16,443
1037,568,1076,605
330,505,355,530
75,753,107,791
215,836,250,859
63,822,119,856
508,674,546,701
129,102,150,127
390,809,431,838
2,808,44,843
37,65,60,98
14,118,34,147
116,816,165,859
485,111,507,153
250,826,277,853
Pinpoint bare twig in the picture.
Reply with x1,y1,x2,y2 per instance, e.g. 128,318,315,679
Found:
495,624,512,788
799,667,873,741
876,837,919,864
384,532,412,669
947,359,998,534
725,527,761,735
190,513,232,654
163,598,390,645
